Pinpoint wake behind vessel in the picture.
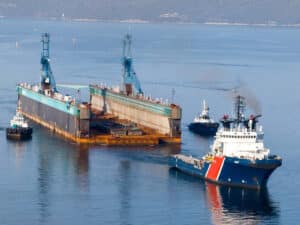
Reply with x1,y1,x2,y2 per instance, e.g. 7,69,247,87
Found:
170,95,282,189
188,100,219,136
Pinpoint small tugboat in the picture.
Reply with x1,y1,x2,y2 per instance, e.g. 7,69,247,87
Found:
6,107,33,140
170,95,282,189
188,100,219,136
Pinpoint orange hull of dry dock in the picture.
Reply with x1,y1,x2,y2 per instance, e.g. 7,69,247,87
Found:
21,111,181,146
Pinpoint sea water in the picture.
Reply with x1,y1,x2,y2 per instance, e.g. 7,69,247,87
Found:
0,19,298,224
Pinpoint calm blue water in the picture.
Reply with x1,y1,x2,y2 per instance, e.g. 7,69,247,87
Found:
0,19,299,224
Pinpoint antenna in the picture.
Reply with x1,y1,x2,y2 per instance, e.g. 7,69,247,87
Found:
234,95,245,122
171,88,175,103
77,89,81,103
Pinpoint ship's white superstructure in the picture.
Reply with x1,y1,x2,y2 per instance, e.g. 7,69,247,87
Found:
193,100,215,123
10,109,28,128
212,124,270,160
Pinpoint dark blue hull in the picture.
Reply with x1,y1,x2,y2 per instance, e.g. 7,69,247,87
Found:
169,155,282,189
6,127,33,140
188,122,219,136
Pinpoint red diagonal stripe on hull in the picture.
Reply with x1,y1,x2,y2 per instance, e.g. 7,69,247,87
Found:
205,156,225,181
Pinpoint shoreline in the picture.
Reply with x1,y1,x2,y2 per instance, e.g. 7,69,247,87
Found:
2,16,300,28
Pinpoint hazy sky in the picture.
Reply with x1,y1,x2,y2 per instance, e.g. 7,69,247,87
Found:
0,0,299,24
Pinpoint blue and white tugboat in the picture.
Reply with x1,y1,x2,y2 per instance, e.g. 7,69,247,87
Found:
170,95,282,189
188,100,219,136
6,107,33,140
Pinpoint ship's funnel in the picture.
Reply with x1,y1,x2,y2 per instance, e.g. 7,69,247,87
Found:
220,114,232,130
244,114,262,130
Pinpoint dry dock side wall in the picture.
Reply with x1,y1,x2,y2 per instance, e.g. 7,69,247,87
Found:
17,86,89,138
20,95,79,136
90,86,181,137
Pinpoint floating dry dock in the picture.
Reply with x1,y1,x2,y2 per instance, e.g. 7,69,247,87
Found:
90,84,182,143
18,83,181,145
17,33,181,145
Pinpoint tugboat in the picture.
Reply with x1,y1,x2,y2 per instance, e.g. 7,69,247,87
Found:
170,95,282,189
188,100,219,136
6,107,33,140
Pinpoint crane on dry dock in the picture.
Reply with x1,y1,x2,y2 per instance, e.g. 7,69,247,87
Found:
40,33,57,92
122,34,143,95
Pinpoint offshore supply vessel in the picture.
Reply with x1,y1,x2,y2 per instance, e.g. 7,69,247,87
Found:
188,100,219,136
170,95,282,189
17,33,181,145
